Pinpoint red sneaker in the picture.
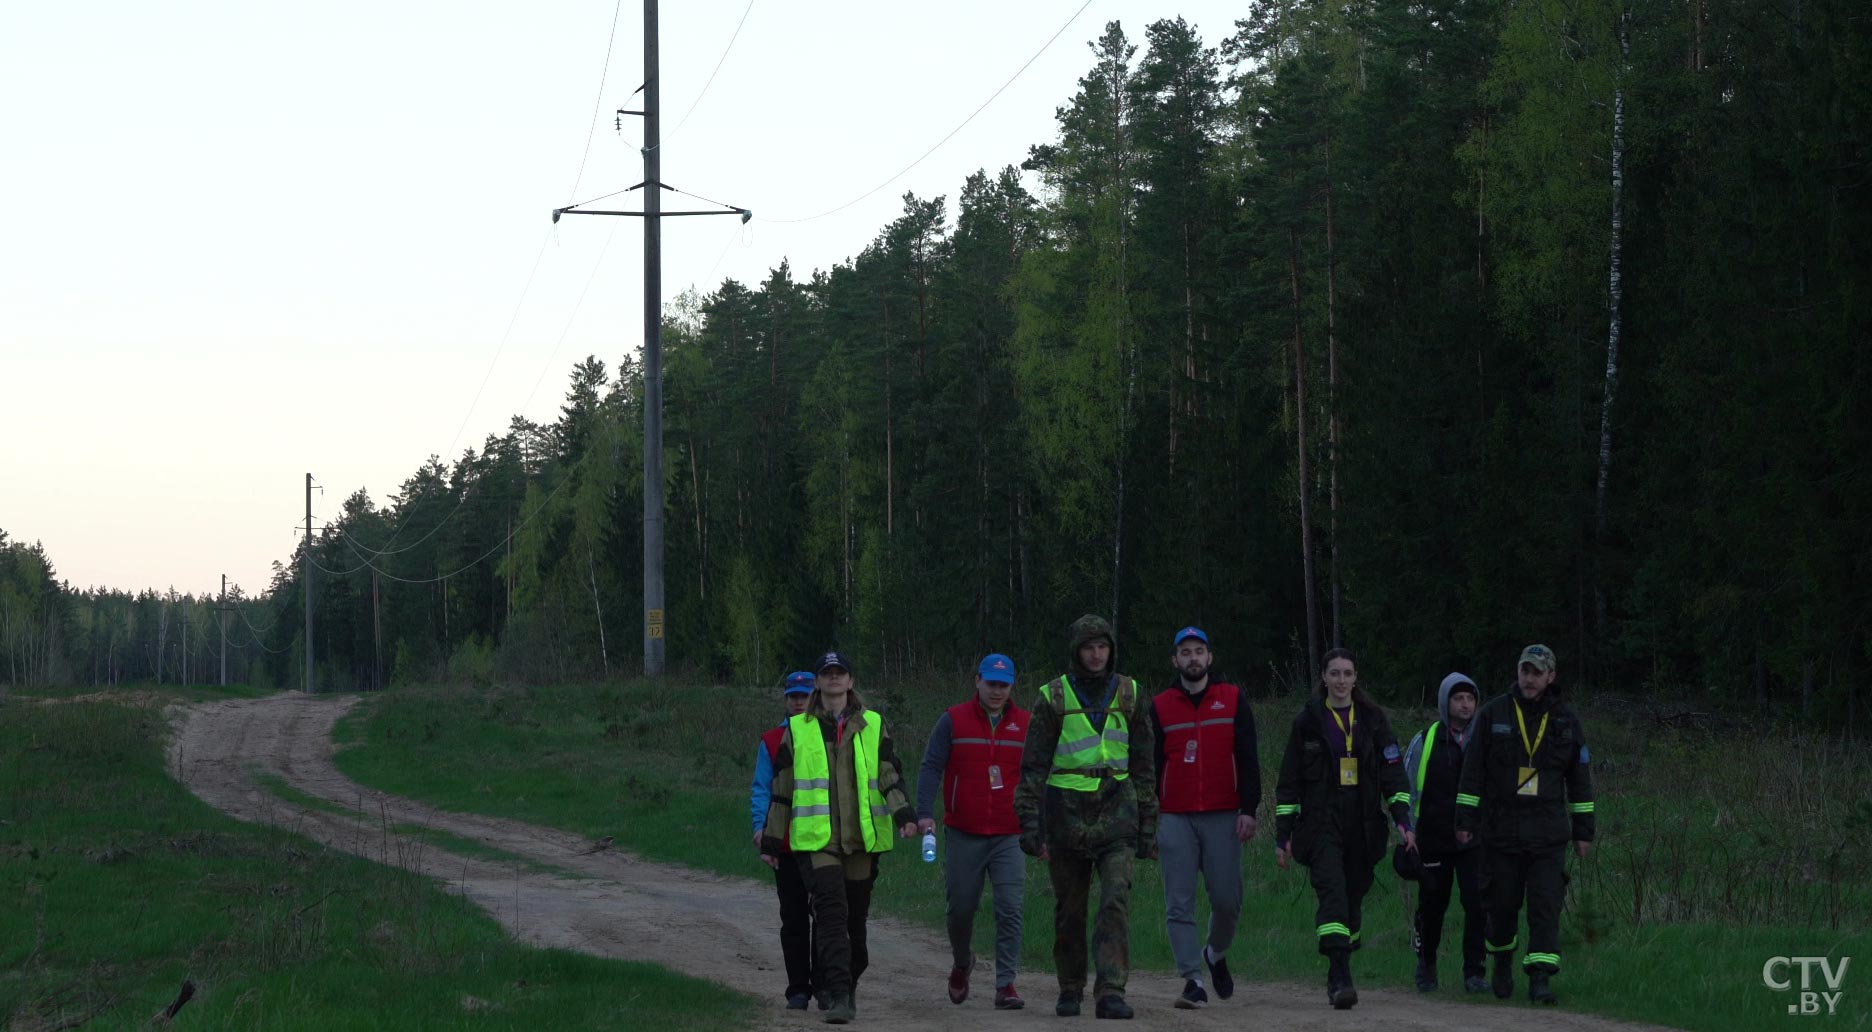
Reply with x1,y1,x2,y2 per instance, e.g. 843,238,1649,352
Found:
948,954,975,1004
995,984,1026,1010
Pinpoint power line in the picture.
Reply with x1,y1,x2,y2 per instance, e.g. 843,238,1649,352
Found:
311,473,576,586
567,0,629,205
645,0,758,152
345,226,555,559
760,0,1094,225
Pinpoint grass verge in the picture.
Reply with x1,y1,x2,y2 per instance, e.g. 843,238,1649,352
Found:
333,679,1872,1031
0,699,757,1030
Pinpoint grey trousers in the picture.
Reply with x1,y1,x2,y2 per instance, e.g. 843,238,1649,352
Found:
944,827,1025,987
1157,810,1244,980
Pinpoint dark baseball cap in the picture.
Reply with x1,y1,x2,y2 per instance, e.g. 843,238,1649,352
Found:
977,653,1016,685
783,671,816,695
815,651,854,675
1518,644,1556,673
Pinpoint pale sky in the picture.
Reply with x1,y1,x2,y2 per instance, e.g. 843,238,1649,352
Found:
1,0,1245,598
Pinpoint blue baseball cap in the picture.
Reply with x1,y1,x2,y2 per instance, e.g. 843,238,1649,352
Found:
815,651,854,675
783,671,816,695
1173,626,1209,647
977,653,1016,685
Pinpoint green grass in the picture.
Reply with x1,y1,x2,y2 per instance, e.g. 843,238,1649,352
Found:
0,699,758,1030
333,680,1872,1031
3,680,276,704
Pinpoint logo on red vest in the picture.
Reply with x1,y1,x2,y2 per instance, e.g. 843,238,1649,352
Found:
1005,722,1021,731
1210,700,1225,710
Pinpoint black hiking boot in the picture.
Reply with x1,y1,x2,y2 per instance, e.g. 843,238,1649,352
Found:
823,993,854,1024
1415,956,1438,992
1056,991,1082,1017
1094,995,1133,1019
1529,971,1558,1006
1491,953,1515,999
1327,949,1358,1010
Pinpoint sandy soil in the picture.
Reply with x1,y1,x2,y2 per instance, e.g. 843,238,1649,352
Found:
166,692,1672,1031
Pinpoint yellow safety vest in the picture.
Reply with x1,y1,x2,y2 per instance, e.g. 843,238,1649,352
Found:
1040,675,1136,792
787,711,894,853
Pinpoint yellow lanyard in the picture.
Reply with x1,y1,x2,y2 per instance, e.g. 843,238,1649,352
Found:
1329,703,1356,756
1514,701,1549,763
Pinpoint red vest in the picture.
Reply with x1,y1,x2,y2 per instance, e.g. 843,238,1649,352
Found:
1153,682,1244,813
941,699,1030,836
760,724,792,850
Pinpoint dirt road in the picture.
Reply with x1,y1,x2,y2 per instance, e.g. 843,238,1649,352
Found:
167,692,1669,1031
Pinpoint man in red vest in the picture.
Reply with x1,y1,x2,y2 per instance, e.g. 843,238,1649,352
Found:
917,653,1030,1010
1151,627,1261,1009
754,671,819,1009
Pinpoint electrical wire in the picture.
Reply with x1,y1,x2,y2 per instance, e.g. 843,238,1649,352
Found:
759,0,1094,224
310,472,575,586
567,0,629,205
645,0,758,153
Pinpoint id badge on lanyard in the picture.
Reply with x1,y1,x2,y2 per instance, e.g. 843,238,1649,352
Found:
988,763,1005,790
1339,757,1359,786
1517,767,1539,796
1184,739,1199,764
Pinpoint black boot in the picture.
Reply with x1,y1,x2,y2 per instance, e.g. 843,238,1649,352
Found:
1491,952,1514,1000
1327,949,1358,1009
1415,955,1438,992
1529,970,1558,1006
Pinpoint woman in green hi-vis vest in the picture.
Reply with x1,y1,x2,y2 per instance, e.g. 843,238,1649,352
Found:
759,651,918,1026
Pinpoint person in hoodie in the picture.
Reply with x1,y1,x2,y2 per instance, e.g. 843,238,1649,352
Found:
1402,673,1486,994
1015,614,1158,1020
753,671,821,1009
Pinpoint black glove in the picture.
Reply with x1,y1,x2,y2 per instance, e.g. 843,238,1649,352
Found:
1019,830,1045,857
1136,833,1159,861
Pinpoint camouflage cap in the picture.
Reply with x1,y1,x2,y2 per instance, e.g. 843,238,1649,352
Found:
1517,643,1557,673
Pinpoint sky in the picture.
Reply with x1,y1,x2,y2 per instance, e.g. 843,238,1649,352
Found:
1,0,1247,598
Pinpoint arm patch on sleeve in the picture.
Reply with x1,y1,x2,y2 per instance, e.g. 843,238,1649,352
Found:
1578,745,1590,764
1383,743,1401,763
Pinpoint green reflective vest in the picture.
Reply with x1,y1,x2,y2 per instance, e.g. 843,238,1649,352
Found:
787,711,893,853
1411,721,1441,823
1040,675,1136,792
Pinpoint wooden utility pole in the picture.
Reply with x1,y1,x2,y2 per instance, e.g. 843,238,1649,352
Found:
304,473,315,693
219,573,228,687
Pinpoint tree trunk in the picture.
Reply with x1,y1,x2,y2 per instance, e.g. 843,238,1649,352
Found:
1592,12,1630,648
1324,130,1343,650
587,547,610,679
1289,229,1321,684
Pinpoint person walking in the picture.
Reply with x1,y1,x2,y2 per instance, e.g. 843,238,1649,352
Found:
753,671,821,1009
1402,672,1486,994
1151,626,1259,1009
1273,648,1415,1010
917,653,1031,1010
760,652,919,1025
1456,644,1596,1006
1015,614,1158,1020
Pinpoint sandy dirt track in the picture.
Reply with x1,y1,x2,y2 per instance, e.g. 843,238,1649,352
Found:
166,692,1672,1031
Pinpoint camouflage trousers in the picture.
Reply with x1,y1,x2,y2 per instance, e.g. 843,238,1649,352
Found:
1047,840,1134,998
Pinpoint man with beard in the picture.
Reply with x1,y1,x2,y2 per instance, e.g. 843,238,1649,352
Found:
1150,627,1260,1009
1456,644,1596,1006
1016,614,1158,1020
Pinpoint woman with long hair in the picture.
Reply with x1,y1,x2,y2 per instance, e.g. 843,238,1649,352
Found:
1272,648,1417,1009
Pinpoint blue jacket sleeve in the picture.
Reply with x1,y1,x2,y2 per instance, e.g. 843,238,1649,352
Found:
751,742,775,835
917,712,955,822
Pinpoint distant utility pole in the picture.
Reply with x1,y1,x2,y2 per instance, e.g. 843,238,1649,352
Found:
304,473,315,693
552,0,749,677
219,573,229,687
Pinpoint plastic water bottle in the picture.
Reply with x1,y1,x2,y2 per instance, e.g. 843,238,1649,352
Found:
921,832,938,863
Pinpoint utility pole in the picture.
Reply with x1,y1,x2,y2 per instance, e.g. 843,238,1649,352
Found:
305,472,315,693
550,0,748,678
182,601,189,686
219,573,228,687
642,0,665,677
